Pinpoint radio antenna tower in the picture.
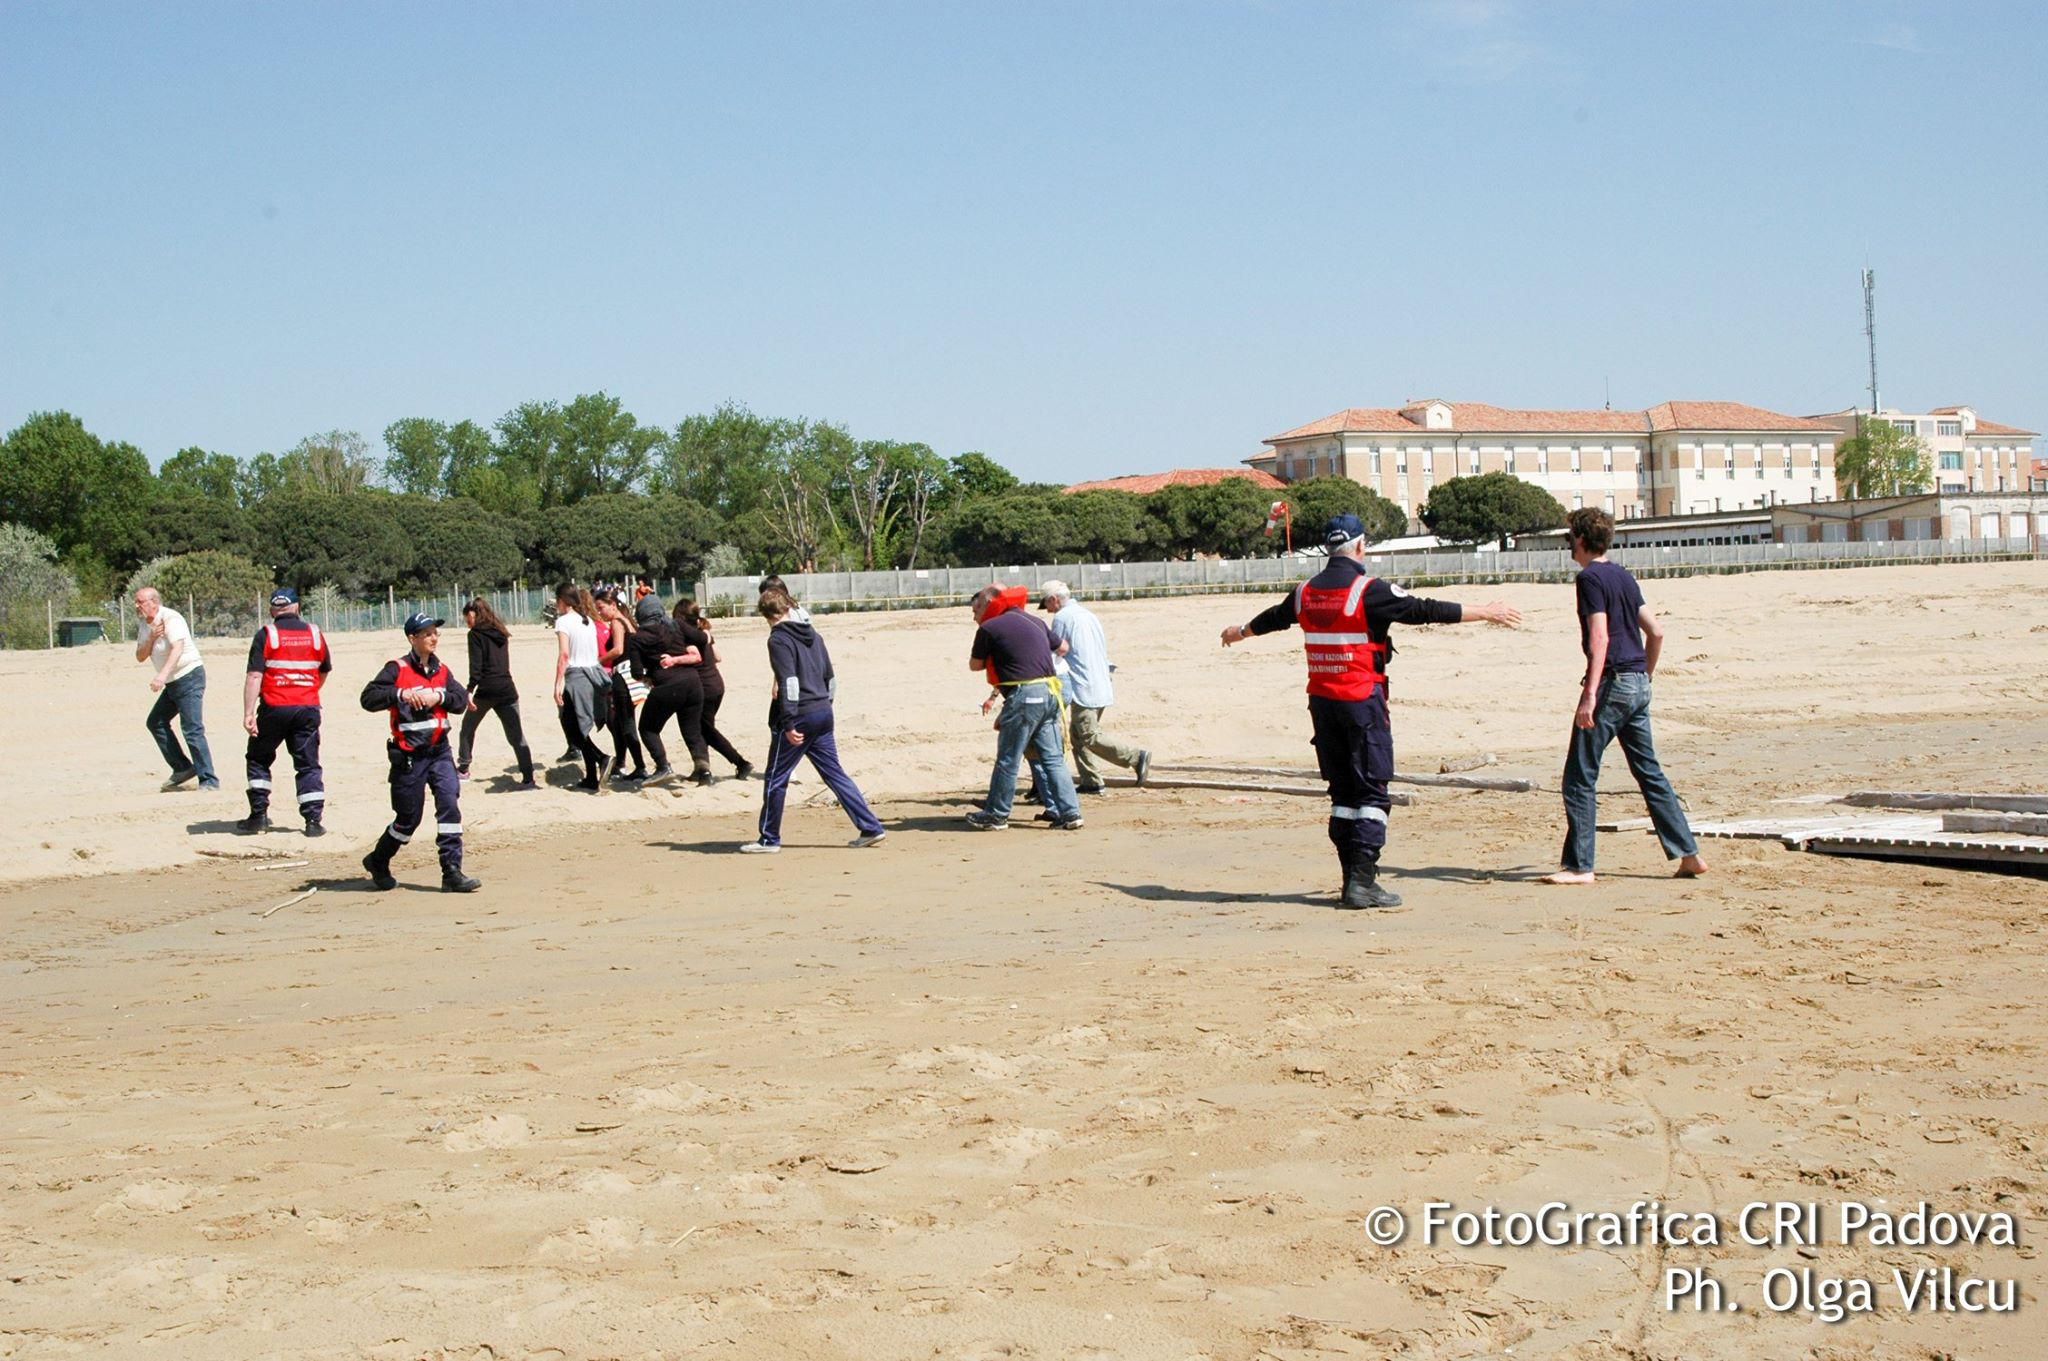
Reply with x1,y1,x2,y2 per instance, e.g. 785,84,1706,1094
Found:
1861,268,1879,414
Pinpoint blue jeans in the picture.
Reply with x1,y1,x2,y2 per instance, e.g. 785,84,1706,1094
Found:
985,682,1080,823
1560,670,1696,873
146,668,215,785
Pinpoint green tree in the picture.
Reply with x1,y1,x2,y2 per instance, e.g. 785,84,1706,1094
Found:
1147,478,1273,558
1280,476,1407,547
493,399,566,508
936,490,1066,566
1833,419,1934,498
1056,490,1153,560
1420,472,1566,547
382,417,452,496
126,550,275,637
534,494,722,583
159,446,242,501
137,487,256,561
0,411,155,561
279,430,375,495
236,451,286,508
557,392,663,501
657,402,790,521
950,451,1020,499
898,445,954,569
755,420,853,571
252,492,415,592
0,522,79,649
385,495,525,590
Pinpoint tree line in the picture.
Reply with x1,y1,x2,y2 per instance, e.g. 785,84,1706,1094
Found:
0,398,1414,614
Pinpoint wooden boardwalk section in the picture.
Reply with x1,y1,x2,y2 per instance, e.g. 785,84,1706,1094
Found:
1685,812,2048,872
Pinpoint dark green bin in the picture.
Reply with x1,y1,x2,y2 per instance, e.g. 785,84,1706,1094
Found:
57,617,106,646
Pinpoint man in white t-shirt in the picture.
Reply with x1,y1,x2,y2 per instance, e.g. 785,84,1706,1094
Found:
133,586,218,790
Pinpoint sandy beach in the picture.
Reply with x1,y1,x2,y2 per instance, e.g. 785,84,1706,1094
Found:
4,561,2045,1359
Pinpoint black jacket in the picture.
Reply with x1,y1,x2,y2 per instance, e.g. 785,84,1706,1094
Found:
1246,557,1463,676
465,623,514,698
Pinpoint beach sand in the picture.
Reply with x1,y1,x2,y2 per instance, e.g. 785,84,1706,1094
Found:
3,561,2044,1358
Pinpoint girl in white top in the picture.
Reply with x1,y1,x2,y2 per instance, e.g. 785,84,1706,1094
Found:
552,584,610,791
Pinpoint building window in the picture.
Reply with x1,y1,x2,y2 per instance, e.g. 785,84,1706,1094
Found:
1938,420,1962,437
1469,450,1480,475
1939,452,1963,470
1602,449,1613,473
1890,419,1915,435
1504,450,1515,473
1724,449,1735,478
1634,450,1643,471
1693,446,1704,472
1538,451,1550,474
1370,452,1381,477
1396,451,1407,474
1572,494,1583,509
1571,449,1582,473
1603,493,1615,513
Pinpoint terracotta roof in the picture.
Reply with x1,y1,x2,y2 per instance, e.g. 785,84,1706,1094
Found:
1928,405,1970,415
1267,399,1835,444
1063,467,1287,495
1967,418,2036,437
1642,401,1839,433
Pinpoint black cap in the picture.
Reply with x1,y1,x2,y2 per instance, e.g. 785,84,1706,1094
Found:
1324,513,1366,548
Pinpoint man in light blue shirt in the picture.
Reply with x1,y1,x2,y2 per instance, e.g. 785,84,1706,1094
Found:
1039,580,1150,794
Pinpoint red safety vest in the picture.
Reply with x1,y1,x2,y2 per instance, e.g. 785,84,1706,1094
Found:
258,621,328,707
1296,575,1387,701
388,655,451,752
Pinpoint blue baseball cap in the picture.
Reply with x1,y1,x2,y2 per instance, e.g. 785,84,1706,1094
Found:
269,586,299,607
403,612,444,636
1324,513,1367,548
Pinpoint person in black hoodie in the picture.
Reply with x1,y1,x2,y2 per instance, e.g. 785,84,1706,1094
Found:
456,598,535,787
627,594,712,785
739,587,886,853
673,598,752,778
360,613,481,893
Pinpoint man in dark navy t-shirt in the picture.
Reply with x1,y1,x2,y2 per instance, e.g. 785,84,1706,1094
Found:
1540,509,1706,885
965,587,1081,830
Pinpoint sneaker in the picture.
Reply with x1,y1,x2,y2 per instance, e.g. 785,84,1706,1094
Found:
1051,816,1085,831
608,770,642,788
574,777,602,793
644,765,676,785
198,780,220,791
235,812,271,835
1074,783,1107,796
514,776,538,790
1033,810,1058,823
302,820,326,839
557,749,579,765
161,768,197,792
738,841,781,854
965,811,1009,831
690,768,716,787
849,830,888,848
441,871,482,893
734,762,756,780
362,853,396,891
1134,750,1152,787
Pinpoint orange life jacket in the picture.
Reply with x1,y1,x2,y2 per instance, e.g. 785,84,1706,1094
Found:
1296,575,1387,701
257,621,328,708
388,654,452,752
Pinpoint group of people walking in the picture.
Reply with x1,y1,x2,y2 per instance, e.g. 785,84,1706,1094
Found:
137,505,1706,902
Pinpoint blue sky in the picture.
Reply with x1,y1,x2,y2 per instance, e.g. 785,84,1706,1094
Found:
3,1,2041,483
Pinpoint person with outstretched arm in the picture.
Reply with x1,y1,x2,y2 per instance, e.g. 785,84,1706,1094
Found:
360,613,481,893
1221,513,1521,909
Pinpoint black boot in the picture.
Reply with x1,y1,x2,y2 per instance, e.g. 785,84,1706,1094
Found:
362,848,397,892
302,817,326,838
1339,864,1402,910
515,745,535,785
441,867,482,893
236,809,271,835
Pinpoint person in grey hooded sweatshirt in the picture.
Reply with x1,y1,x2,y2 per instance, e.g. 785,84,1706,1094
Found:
739,586,887,853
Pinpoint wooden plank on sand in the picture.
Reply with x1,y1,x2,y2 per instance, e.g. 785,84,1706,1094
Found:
1153,763,1529,792
1941,811,2048,837
1106,775,1411,804
1839,791,2048,814
1806,834,2048,868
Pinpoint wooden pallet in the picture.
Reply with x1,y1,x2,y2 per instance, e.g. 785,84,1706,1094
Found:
1689,813,2048,871
1689,815,1945,845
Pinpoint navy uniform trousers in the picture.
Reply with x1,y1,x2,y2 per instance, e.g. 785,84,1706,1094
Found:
247,704,324,821
1308,687,1394,875
369,740,464,873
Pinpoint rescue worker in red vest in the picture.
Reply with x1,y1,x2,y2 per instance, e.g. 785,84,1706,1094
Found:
359,613,482,893
1221,514,1522,909
238,586,332,836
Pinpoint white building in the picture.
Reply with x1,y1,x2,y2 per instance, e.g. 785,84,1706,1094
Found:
1247,399,1840,529
1808,405,2037,495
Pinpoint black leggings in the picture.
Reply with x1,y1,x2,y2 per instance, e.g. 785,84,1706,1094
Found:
458,696,533,780
699,679,749,770
605,670,645,775
558,686,608,783
639,678,707,772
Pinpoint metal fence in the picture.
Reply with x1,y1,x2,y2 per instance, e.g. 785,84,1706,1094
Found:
699,536,2048,614
3,539,2041,647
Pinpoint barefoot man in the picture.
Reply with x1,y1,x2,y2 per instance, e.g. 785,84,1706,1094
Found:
1221,513,1521,909
1539,508,1707,885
